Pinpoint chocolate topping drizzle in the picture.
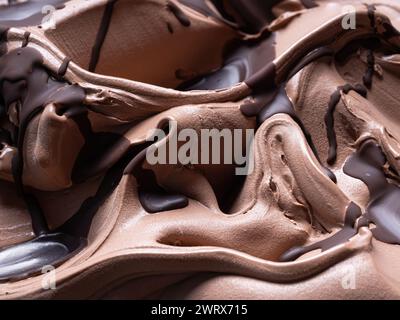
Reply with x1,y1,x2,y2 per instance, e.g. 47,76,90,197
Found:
280,202,362,262
344,141,400,244
124,146,189,214
325,83,367,165
367,4,377,32
179,34,276,91
177,1,400,262
0,0,400,281
281,139,400,262
179,0,281,34
57,57,71,77
287,47,334,80
88,0,118,72
0,44,189,280
0,232,83,281
21,31,30,48
166,22,174,33
363,49,375,88
300,0,318,9
0,45,87,280
167,1,191,27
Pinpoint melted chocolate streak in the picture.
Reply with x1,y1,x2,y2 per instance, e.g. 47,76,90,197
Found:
0,45,87,280
0,0,398,279
281,4,400,261
300,0,318,9
343,141,400,244
239,46,337,183
0,40,187,279
280,202,362,262
365,49,375,86
325,83,367,165
178,2,400,260
21,31,30,48
167,1,191,27
179,0,282,34
57,57,70,77
88,0,118,72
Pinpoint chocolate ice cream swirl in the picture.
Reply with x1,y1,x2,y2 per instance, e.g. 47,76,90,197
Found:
0,0,400,299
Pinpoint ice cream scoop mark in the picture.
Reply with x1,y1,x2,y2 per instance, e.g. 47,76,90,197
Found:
167,1,191,27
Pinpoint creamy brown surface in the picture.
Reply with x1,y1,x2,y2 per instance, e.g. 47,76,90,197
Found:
0,0,400,299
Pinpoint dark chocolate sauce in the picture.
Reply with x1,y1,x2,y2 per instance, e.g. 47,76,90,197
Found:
255,86,337,183
0,0,399,277
363,49,375,88
0,233,84,282
179,33,276,91
0,45,189,280
367,4,377,32
179,3,400,256
179,0,281,34
325,83,367,165
344,140,400,244
61,143,147,237
178,0,215,18
88,0,118,72
382,21,400,39
167,1,191,27
123,143,189,214
281,140,400,261
287,47,334,80
0,44,88,280
57,57,70,77
280,202,362,262
166,22,174,33
300,0,318,9
21,31,30,47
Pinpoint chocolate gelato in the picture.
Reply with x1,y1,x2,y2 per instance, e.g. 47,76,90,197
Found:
0,0,400,299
